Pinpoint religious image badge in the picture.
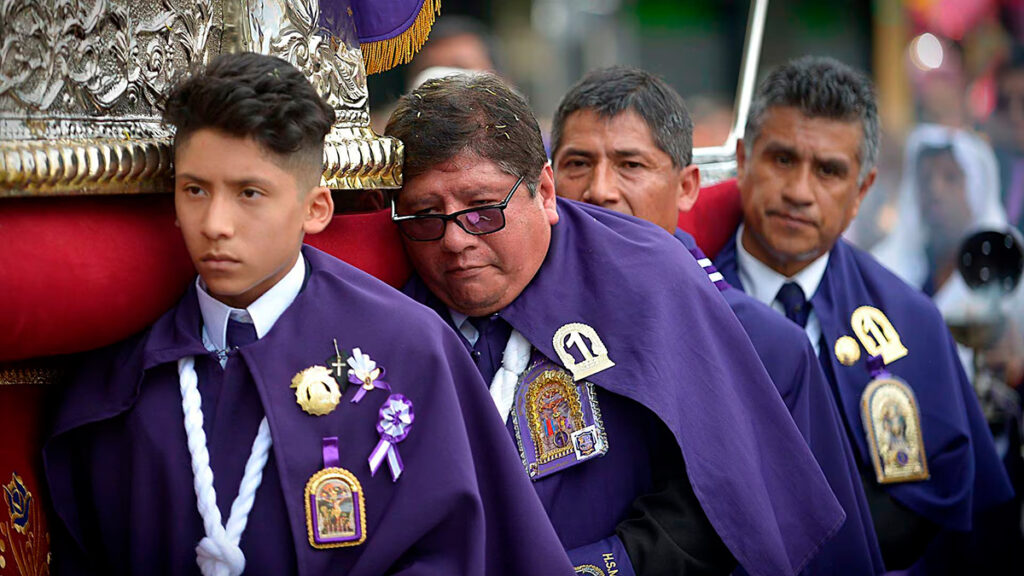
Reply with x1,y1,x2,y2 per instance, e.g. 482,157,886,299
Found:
512,351,608,480
306,437,366,549
553,322,615,381
291,365,343,416
860,355,929,484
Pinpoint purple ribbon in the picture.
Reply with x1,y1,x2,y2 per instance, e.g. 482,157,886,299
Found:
323,437,340,468
368,394,414,482
866,355,890,379
349,367,392,404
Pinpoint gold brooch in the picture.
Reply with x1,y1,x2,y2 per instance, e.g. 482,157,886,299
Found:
291,366,342,416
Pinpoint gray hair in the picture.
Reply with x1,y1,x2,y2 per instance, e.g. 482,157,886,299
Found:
552,66,694,168
745,56,879,185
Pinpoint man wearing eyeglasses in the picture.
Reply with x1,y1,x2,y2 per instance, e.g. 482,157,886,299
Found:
386,72,846,576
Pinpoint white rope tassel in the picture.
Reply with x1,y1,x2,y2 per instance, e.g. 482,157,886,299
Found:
490,330,531,422
178,357,273,576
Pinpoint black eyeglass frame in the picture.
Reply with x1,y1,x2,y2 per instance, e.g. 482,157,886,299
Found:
390,175,526,241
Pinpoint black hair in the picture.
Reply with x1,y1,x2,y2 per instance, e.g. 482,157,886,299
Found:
746,56,879,184
163,52,335,188
552,66,694,167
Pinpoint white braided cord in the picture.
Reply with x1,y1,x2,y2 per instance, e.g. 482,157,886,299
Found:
178,356,273,576
490,330,531,422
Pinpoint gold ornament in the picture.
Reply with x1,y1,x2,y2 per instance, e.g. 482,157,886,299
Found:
834,336,862,366
291,366,342,416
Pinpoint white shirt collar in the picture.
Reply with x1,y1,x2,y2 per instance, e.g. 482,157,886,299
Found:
735,224,830,306
448,309,479,347
196,254,306,350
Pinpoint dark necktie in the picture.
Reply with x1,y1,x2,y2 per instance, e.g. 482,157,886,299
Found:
226,318,258,349
468,314,512,385
775,282,810,328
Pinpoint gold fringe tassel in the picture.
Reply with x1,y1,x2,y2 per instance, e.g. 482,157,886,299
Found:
360,0,441,75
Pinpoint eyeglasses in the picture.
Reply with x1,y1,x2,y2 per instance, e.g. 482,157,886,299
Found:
391,175,525,241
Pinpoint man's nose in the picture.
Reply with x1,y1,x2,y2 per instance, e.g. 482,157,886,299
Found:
200,193,235,240
781,165,816,206
583,164,621,207
438,217,477,253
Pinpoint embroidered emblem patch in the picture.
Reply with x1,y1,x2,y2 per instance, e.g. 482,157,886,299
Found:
861,376,929,484
513,352,608,480
291,366,342,416
851,306,908,365
305,468,366,548
575,565,606,576
553,323,615,381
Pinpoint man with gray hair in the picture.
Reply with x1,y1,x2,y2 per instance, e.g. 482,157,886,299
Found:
386,71,846,576
712,56,1013,571
552,64,884,575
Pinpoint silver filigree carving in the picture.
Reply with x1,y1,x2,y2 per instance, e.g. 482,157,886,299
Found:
0,0,214,118
246,0,368,126
0,0,400,195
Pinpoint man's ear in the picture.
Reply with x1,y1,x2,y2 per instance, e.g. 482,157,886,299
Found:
303,186,335,234
538,163,560,226
676,164,701,212
849,168,877,222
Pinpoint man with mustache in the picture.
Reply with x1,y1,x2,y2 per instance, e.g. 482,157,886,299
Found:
711,56,1013,571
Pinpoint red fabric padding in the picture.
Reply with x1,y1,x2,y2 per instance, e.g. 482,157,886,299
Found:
1,196,195,362
0,197,411,362
0,384,52,558
306,209,412,290
677,178,743,260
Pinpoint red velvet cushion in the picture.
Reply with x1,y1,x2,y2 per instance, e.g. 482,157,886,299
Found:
677,178,742,260
0,197,410,362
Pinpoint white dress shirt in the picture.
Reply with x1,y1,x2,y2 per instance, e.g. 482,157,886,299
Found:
196,254,306,365
449,309,480,347
734,225,830,355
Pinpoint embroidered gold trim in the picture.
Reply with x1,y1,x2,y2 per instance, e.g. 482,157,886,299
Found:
0,364,65,387
1,472,50,575
574,564,606,576
360,0,442,75
304,467,367,549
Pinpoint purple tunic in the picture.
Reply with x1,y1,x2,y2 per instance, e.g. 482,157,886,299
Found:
675,229,884,575
43,246,575,576
716,236,1014,533
405,199,845,576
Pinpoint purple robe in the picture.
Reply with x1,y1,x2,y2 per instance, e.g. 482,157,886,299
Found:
405,199,845,576
675,229,884,575
716,236,1013,533
43,246,575,576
